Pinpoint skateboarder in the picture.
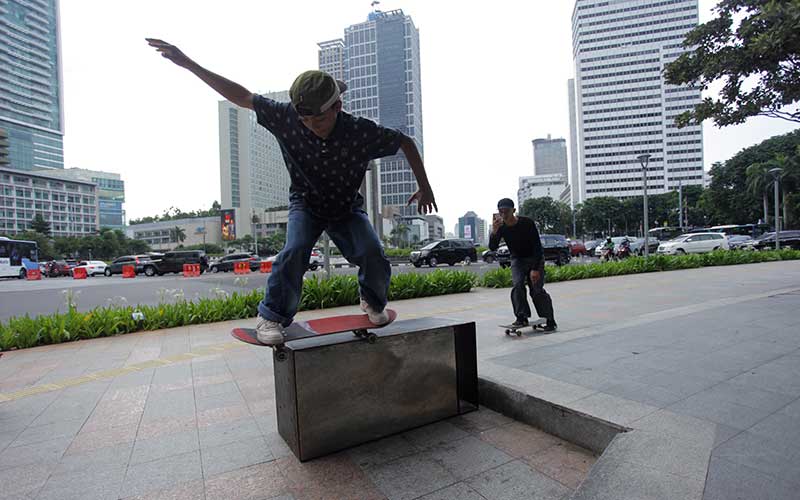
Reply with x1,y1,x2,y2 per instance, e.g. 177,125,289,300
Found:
489,198,557,332
147,39,437,344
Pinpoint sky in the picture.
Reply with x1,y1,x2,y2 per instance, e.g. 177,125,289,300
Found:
60,0,799,231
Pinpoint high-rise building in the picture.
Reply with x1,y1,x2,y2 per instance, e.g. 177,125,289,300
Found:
0,166,98,236
567,79,581,207
318,39,345,81
571,0,703,200
0,129,9,167
518,174,571,207
35,167,125,229
458,211,486,245
323,9,424,218
0,0,64,171
218,91,292,234
532,135,568,176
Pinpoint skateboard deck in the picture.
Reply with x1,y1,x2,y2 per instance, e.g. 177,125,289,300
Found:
499,318,548,337
232,309,397,361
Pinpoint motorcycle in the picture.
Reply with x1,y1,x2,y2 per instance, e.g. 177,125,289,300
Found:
600,247,615,262
616,242,633,260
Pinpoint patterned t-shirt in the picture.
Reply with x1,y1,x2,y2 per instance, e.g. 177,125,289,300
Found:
252,95,404,220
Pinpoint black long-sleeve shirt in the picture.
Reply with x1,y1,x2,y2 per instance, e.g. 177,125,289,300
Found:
489,216,543,268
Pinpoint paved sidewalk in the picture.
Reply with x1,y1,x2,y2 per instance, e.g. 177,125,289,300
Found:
1,260,799,499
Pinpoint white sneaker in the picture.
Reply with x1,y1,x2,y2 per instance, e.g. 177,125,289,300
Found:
360,299,390,326
255,318,284,345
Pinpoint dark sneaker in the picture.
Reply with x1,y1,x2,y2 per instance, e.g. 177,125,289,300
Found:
541,321,558,333
511,318,529,328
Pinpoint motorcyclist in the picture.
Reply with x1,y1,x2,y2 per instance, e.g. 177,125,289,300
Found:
601,237,615,261
617,238,631,259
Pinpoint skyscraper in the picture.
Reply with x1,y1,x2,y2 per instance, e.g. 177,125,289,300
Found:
322,9,423,217
218,91,292,233
0,0,64,171
571,0,704,200
532,135,568,176
318,39,345,81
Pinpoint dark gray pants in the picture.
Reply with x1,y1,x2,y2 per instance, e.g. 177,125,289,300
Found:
510,257,554,322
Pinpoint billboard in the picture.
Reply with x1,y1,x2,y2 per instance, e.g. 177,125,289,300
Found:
464,224,472,240
221,209,236,241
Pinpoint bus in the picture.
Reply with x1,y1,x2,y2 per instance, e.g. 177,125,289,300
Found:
0,236,39,279
707,224,770,238
648,227,684,241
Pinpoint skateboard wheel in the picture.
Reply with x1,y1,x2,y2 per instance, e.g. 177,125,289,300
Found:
274,350,287,362
367,334,377,344
516,331,522,337
505,329,511,334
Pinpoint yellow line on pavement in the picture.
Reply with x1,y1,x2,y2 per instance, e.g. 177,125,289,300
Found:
0,341,244,403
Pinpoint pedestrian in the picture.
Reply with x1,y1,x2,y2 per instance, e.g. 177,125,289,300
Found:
489,198,557,332
147,39,437,344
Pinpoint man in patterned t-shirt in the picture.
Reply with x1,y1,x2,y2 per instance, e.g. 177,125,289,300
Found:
147,39,437,344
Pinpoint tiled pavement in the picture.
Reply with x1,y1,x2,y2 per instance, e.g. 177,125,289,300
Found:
1,260,799,499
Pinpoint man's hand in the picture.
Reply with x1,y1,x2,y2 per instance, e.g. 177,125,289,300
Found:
492,214,502,234
146,38,194,69
407,188,438,215
529,269,541,283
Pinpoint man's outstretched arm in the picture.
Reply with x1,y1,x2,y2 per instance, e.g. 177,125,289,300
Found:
401,135,437,215
146,38,254,110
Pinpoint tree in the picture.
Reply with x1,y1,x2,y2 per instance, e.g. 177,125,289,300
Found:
746,162,772,224
664,0,800,127
390,224,410,248
169,226,186,244
30,213,51,236
519,198,572,234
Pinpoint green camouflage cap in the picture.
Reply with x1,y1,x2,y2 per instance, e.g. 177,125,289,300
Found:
289,70,347,116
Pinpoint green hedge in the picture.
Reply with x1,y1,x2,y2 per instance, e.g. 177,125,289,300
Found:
0,270,476,351
2,250,798,351
479,249,800,288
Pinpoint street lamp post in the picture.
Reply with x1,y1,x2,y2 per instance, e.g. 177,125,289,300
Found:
769,168,783,250
678,178,684,232
637,154,652,258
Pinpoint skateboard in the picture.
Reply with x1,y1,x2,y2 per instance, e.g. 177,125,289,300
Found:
499,318,548,337
232,309,397,361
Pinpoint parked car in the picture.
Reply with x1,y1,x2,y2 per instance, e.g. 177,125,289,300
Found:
726,235,753,250
43,260,72,277
308,248,323,271
628,237,661,256
568,239,587,257
656,232,729,255
71,260,108,277
541,234,571,266
584,239,601,256
142,250,209,276
409,239,478,267
105,255,153,276
209,253,260,273
745,230,800,251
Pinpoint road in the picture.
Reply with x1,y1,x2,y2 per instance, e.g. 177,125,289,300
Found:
1,258,595,321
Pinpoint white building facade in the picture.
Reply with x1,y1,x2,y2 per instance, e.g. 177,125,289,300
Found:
571,0,704,200
218,91,292,235
0,166,98,236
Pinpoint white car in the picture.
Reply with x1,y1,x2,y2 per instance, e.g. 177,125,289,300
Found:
594,236,637,257
72,260,108,276
656,233,729,255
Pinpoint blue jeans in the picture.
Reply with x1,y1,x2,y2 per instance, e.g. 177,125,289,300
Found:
257,197,391,327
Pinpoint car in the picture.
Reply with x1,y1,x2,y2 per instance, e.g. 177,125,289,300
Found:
105,255,154,276
746,230,800,251
628,237,660,256
209,253,260,273
308,248,323,271
656,232,729,255
541,234,571,266
726,235,753,250
409,239,478,267
142,250,209,276
584,239,601,256
43,260,72,277
72,260,108,277
568,239,587,257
